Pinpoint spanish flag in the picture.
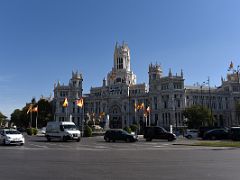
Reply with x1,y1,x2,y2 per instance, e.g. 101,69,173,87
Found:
146,106,150,113
63,97,68,107
134,103,138,112
27,104,33,114
139,103,144,110
76,98,84,108
32,106,38,112
100,112,105,116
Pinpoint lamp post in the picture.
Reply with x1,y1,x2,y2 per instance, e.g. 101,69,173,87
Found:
200,81,207,108
206,77,213,126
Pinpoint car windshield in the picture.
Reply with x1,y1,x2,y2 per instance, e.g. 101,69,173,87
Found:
160,127,167,132
5,130,21,134
62,125,77,130
121,130,130,135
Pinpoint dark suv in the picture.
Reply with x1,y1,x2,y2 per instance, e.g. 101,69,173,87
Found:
144,126,176,141
104,129,138,142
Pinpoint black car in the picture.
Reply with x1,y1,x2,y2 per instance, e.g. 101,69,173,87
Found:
203,128,229,140
144,126,176,141
230,127,240,141
104,129,138,142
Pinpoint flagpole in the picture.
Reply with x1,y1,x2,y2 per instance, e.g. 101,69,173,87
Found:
82,106,84,137
30,109,33,128
65,106,67,121
134,99,137,124
149,110,151,126
36,110,38,129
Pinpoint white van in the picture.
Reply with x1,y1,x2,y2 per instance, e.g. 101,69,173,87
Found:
46,121,81,142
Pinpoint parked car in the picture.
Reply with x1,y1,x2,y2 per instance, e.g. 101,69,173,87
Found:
0,128,25,145
92,125,103,131
46,121,81,142
198,127,216,138
38,127,46,135
230,127,240,141
144,126,176,141
184,129,198,139
203,128,229,140
104,129,138,142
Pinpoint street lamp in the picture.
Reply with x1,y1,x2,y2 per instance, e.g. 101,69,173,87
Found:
206,77,214,126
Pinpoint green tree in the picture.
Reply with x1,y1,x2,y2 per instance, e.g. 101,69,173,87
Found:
123,126,132,133
11,108,30,128
33,99,54,128
183,105,213,129
0,112,7,126
11,98,54,128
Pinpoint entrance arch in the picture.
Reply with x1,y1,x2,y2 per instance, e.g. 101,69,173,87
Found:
109,105,122,129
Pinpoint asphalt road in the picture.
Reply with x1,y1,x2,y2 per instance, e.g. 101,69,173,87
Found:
0,135,240,180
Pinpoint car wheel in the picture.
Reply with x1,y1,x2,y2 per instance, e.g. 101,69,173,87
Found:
3,139,6,145
146,138,152,142
76,138,80,142
187,135,192,139
211,136,216,140
105,137,110,142
20,143,24,146
46,136,51,142
168,138,173,141
62,136,67,142
126,138,131,143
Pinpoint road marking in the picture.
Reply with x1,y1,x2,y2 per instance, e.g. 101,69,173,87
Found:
28,143,49,149
153,146,164,148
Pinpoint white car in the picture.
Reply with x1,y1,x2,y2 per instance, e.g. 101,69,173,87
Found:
0,129,25,145
184,129,199,139
92,125,103,131
38,127,46,135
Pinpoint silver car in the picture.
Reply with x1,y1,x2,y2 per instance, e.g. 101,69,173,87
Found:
184,129,198,139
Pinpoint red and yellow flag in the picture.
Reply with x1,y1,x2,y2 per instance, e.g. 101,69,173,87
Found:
100,112,105,116
32,106,38,112
146,106,150,113
27,104,33,114
76,98,84,108
134,102,145,111
62,97,68,107
134,103,138,112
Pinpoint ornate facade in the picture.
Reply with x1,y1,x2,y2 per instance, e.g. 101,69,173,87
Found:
53,42,240,130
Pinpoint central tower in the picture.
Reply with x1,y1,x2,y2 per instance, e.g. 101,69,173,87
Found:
107,42,136,86
114,42,130,71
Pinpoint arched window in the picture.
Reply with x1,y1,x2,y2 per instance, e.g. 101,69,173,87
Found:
116,77,122,83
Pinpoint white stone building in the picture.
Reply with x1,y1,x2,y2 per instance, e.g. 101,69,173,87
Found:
53,42,240,130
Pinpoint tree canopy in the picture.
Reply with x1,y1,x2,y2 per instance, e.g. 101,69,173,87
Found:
183,105,213,129
10,98,54,128
0,111,7,126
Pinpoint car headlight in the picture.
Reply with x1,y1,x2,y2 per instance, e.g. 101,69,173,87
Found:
67,132,73,136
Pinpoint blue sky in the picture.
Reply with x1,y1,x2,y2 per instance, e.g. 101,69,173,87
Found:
1,0,240,118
